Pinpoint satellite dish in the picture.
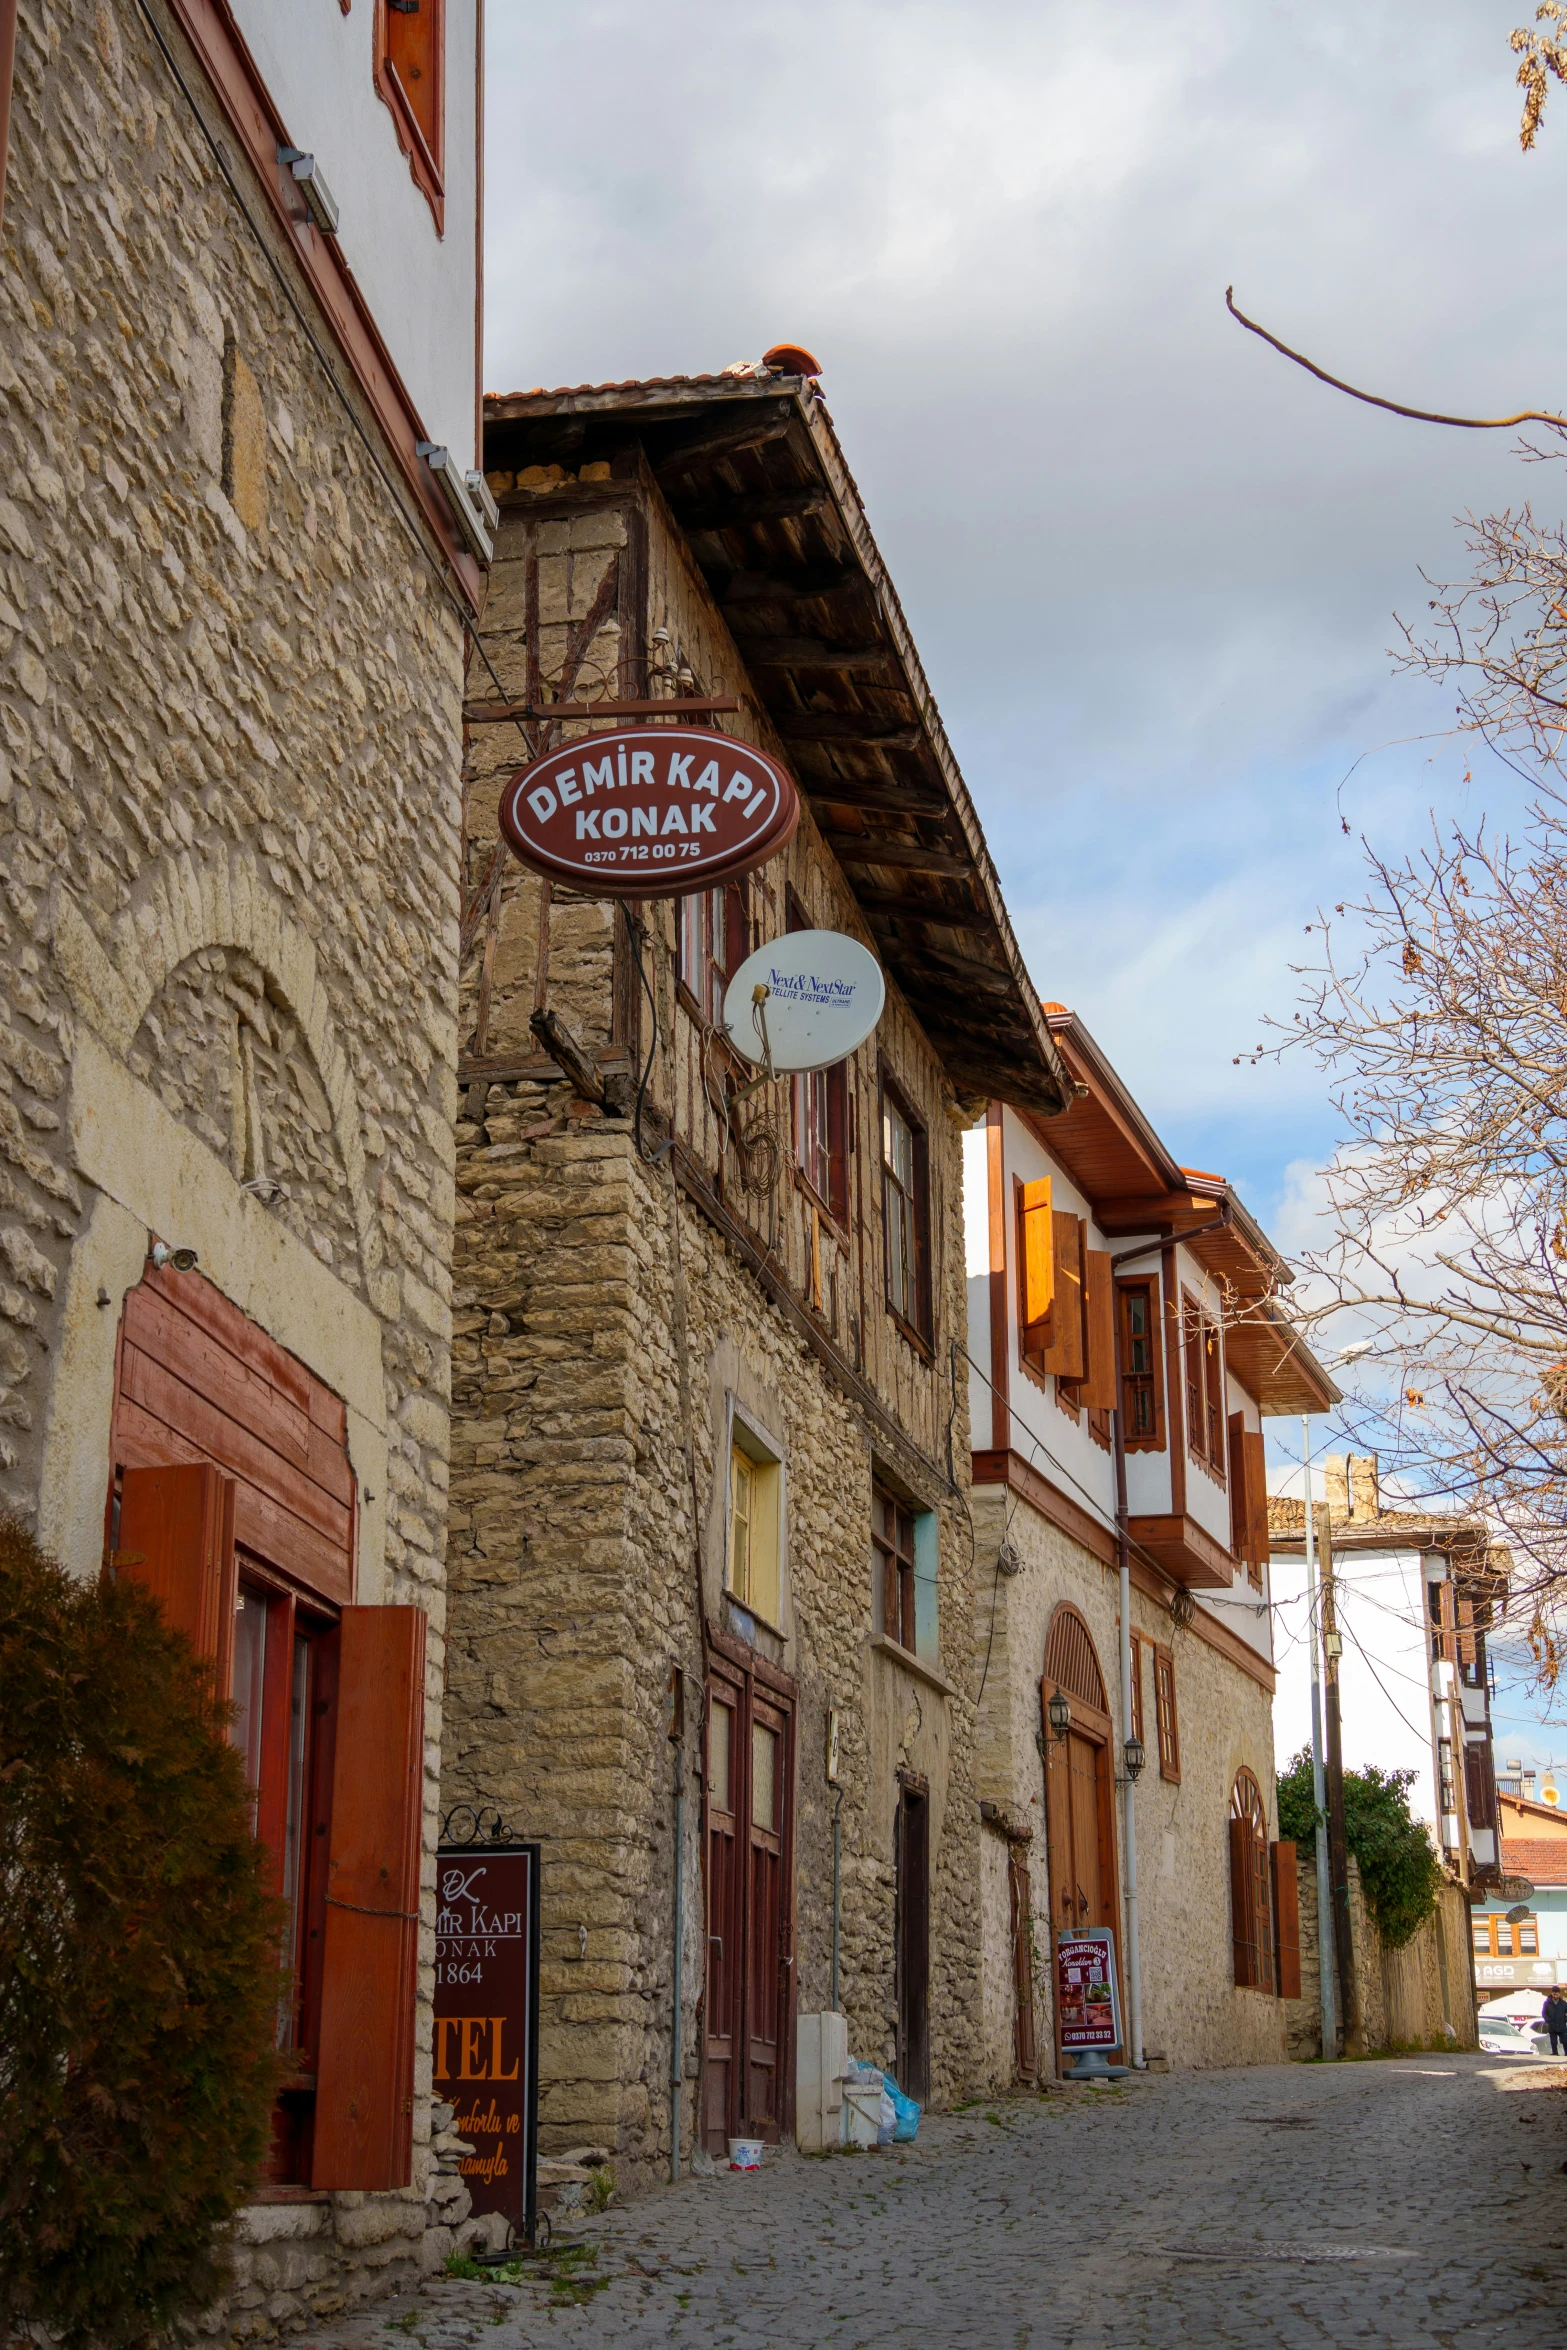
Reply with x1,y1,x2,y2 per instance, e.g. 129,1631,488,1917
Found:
722,931,885,1074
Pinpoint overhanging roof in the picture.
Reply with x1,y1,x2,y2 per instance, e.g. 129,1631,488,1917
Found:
1026,1004,1339,1417
482,371,1070,1118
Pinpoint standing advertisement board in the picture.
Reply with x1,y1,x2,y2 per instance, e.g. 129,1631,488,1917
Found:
1055,1926,1123,2054
433,1841,541,2247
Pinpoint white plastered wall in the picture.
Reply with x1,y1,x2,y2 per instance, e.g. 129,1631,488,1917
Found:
229,0,479,461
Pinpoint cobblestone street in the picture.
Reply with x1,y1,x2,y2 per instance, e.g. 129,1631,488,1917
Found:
312,2056,1567,2350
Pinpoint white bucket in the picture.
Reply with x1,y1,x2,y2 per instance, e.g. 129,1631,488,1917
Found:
727,2137,763,2171
842,2084,881,2148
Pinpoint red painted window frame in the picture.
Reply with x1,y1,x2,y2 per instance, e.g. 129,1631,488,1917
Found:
374,0,446,232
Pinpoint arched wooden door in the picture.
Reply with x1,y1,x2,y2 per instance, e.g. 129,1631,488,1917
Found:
1041,1605,1121,2066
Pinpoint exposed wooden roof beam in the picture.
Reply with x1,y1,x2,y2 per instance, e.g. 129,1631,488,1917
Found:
850,883,986,920
721,565,859,604
740,638,897,673
778,717,922,749
651,413,793,475
820,833,972,877
681,487,830,530
802,779,948,816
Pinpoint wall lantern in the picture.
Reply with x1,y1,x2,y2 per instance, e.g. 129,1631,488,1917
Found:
1047,1688,1072,1742
148,1239,198,1274
1123,1735,1146,1783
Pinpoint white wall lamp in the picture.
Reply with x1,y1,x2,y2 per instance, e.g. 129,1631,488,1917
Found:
276,147,340,237
148,1239,198,1274
417,444,498,564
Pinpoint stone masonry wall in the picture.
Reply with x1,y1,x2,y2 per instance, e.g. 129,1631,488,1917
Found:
3,2,463,2330
972,1486,1288,2073
1285,1856,1478,2058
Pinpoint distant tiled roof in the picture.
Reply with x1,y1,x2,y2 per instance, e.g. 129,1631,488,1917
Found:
1501,1837,1567,1886
486,372,742,400
1266,1492,1495,1548
1499,1792,1567,1830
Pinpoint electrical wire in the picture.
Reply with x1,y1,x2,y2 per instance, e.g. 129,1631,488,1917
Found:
1336,1609,1441,1747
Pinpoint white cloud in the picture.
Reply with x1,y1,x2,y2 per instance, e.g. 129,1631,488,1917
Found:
484,0,1567,1229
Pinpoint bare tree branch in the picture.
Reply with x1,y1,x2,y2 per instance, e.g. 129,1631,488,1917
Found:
1224,286,1567,432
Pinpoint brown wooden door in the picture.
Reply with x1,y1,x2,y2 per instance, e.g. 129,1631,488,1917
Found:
1007,1843,1038,2080
1064,1729,1112,1932
702,1683,741,2153
1041,1610,1121,2072
746,1694,787,2133
896,1778,930,2103
701,1657,795,2152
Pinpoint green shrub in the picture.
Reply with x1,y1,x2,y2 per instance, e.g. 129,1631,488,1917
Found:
1276,1747,1321,1846
1275,1747,1444,1950
0,1515,285,2347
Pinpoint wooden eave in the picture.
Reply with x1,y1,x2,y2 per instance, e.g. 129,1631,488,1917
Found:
1020,1007,1339,1417
481,375,1070,1118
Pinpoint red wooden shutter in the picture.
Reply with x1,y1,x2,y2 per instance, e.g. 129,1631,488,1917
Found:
386,0,444,163
1227,1411,1250,1560
1080,1249,1116,1409
1271,1840,1301,1998
313,1605,427,2191
1229,1815,1259,1987
114,1462,237,1697
1041,1213,1086,1380
1245,1433,1270,1568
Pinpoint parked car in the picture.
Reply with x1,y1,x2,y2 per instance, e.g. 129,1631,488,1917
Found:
1478,1993,1553,2057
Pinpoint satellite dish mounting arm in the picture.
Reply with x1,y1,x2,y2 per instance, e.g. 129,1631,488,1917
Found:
728,984,779,1108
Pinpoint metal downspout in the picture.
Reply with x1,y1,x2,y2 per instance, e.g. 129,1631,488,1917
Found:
1302,1427,1338,2059
670,1760,685,2182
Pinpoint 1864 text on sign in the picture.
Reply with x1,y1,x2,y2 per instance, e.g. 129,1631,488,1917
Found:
433,1843,541,2245
498,726,800,898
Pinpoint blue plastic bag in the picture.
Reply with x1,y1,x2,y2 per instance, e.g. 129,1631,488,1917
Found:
880,2072,921,2142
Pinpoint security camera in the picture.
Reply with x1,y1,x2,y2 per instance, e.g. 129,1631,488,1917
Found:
149,1241,199,1274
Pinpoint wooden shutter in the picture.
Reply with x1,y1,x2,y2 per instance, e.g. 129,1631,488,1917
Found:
1463,1742,1496,1830
1436,1579,1457,1663
1456,1594,1477,1669
1271,1840,1301,1998
386,0,443,161
1040,1213,1086,1380
1227,1411,1250,1559
1018,1176,1054,1360
114,1462,237,1697
1229,1815,1260,1987
1080,1249,1116,1409
1244,1433,1270,1567
313,1605,427,2191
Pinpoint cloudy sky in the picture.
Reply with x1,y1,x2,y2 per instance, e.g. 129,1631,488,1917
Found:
486,3,1567,1745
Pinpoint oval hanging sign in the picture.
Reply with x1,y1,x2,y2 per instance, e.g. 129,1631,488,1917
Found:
721,930,885,1073
498,726,800,899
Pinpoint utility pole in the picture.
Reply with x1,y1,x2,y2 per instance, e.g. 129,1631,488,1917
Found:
1317,1502,1362,2055
1301,1425,1337,2059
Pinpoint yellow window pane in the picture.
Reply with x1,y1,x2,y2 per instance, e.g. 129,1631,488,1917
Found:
752,1723,777,1829
709,1702,731,1813
728,1447,753,1602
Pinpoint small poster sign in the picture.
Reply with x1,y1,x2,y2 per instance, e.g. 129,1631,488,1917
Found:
433,1842,540,2246
1055,1926,1122,2052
